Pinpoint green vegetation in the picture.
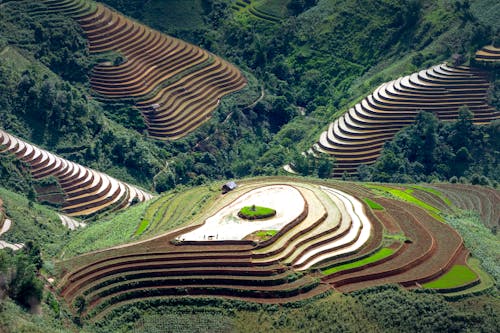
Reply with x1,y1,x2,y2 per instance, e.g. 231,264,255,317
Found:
410,185,453,206
446,211,500,282
423,265,477,289
363,198,384,210
84,286,499,333
238,205,276,219
443,257,496,297
60,201,149,259
359,110,500,185
134,219,149,237
145,186,216,234
256,230,278,237
0,187,69,258
0,297,86,333
384,233,408,242
322,248,395,275
254,0,291,18
0,245,43,311
365,184,443,221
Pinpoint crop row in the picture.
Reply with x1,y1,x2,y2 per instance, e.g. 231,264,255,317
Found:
0,130,152,217
315,63,500,176
475,45,500,63
41,0,247,140
432,183,499,230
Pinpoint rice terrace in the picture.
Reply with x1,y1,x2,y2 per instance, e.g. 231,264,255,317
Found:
52,177,496,322
0,0,498,332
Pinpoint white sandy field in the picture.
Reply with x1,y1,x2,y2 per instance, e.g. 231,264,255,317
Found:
293,186,372,270
177,185,305,241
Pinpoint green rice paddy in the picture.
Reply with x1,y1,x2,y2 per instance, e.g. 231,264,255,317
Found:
322,247,395,275
364,198,384,210
423,265,477,289
365,184,443,222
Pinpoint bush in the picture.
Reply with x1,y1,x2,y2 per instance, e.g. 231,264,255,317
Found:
0,248,44,311
238,205,277,220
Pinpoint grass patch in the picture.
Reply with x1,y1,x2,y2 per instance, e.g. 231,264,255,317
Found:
364,198,383,210
384,232,408,242
60,201,149,259
238,205,276,220
134,219,149,236
423,265,477,289
322,247,395,275
0,187,69,259
255,229,278,238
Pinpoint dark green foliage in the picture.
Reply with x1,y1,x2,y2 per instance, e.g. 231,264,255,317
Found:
0,247,44,311
0,1,90,82
287,0,317,16
0,155,34,196
362,110,499,184
352,285,498,333
88,288,499,333
74,296,86,315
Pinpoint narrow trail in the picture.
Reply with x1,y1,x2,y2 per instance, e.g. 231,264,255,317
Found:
244,85,265,110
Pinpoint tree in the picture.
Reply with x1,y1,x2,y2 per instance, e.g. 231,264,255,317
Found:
74,295,86,314
3,251,43,310
317,158,334,178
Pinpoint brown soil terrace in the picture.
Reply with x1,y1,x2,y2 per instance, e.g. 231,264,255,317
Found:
39,0,247,140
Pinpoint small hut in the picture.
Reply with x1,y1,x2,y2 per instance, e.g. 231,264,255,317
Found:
221,181,237,194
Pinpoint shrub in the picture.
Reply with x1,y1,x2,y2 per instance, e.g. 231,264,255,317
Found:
238,205,276,220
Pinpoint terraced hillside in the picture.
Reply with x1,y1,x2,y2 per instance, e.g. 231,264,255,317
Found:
230,0,284,23
0,129,152,217
431,184,499,231
38,0,247,140
315,63,500,176
54,178,487,320
475,45,500,63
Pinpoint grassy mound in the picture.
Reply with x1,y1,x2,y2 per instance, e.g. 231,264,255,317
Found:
237,205,276,220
